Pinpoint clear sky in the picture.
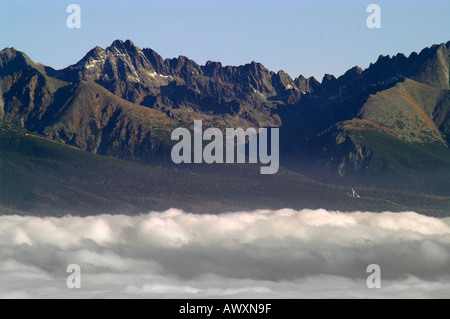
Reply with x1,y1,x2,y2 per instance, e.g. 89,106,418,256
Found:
0,0,449,80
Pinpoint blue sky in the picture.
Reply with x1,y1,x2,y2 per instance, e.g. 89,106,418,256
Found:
0,0,449,80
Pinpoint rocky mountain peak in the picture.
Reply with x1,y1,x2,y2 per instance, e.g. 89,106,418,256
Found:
142,48,167,73
108,39,127,52
0,48,56,80
361,43,450,90
336,66,363,87
203,60,223,76
322,73,337,83
169,55,202,75
406,41,450,89
0,47,21,61
108,39,142,56
0,48,33,74
294,75,320,94
274,70,296,92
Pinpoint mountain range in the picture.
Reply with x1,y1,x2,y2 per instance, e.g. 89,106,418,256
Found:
0,40,449,215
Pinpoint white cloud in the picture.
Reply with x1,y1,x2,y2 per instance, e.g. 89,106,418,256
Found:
0,208,450,298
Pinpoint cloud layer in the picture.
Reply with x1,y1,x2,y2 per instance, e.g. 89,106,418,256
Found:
1,208,450,298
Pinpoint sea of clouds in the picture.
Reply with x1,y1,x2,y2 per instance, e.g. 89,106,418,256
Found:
0,208,450,299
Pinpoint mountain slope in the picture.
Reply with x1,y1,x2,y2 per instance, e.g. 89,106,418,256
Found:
0,48,181,163
56,40,294,128
41,81,180,162
280,42,450,193
1,122,449,216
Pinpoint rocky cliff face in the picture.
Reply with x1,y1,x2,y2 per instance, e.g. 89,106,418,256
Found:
0,46,179,163
56,40,303,129
0,40,449,193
